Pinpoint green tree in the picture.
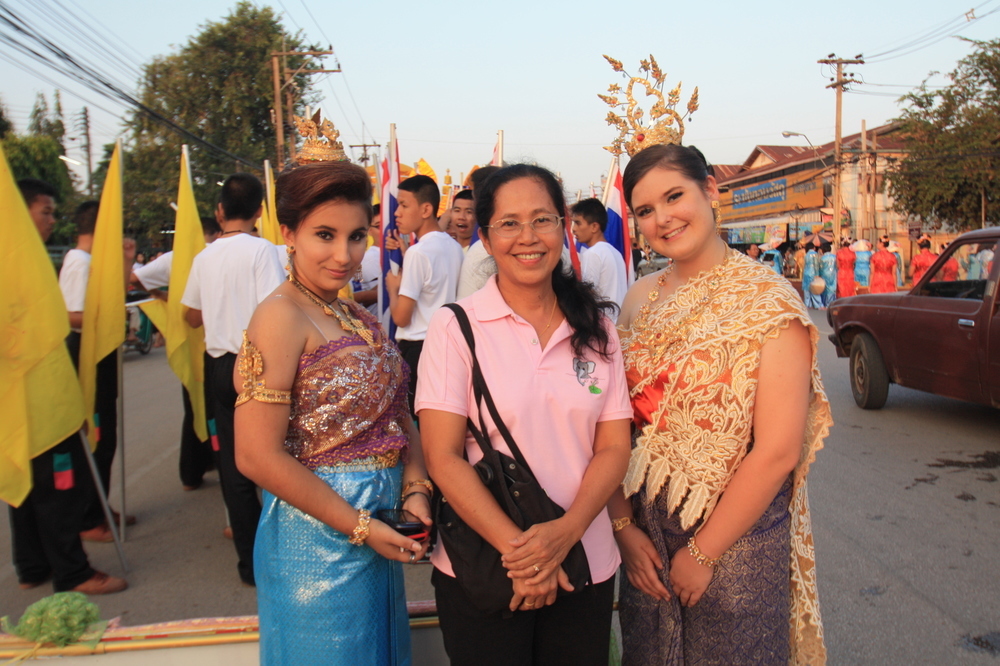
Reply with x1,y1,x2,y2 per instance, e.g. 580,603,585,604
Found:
28,91,67,147
2,133,77,243
0,97,13,139
124,1,317,243
887,38,1000,230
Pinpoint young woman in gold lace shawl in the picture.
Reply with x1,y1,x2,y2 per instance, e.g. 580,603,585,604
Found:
609,145,833,665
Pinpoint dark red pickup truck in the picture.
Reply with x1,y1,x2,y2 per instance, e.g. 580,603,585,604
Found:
828,228,1000,409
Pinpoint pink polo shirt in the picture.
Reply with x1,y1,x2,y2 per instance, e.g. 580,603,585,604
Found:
415,275,632,584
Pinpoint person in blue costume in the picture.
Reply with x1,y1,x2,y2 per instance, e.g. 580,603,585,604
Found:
761,244,784,276
819,243,838,307
853,240,872,288
802,244,823,308
234,161,433,666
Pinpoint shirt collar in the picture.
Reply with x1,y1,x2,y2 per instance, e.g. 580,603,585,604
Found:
473,275,513,322
471,276,573,347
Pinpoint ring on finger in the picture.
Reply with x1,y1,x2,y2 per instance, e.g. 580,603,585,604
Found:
409,552,416,564
533,564,540,573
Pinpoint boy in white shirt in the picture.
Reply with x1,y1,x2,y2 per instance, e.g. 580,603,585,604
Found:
570,198,628,323
181,174,283,586
385,175,464,417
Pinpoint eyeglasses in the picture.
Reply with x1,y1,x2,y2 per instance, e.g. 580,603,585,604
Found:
487,214,562,238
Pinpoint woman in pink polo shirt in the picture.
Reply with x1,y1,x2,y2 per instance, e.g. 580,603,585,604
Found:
417,164,632,665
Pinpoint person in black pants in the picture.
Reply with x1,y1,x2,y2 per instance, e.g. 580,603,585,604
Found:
180,173,284,586
8,179,126,595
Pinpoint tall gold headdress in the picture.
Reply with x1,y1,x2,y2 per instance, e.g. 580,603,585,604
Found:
599,54,699,157
291,108,348,164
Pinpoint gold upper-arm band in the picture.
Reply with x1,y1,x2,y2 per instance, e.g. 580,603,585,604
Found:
235,331,292,407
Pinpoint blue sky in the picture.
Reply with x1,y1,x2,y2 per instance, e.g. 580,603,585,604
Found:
3,0,998,197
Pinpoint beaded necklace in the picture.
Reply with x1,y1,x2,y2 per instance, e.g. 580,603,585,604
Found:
288,272,379,350
633,248,733,359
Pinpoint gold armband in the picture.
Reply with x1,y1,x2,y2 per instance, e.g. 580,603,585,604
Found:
235,331,292,407
402,478,434,497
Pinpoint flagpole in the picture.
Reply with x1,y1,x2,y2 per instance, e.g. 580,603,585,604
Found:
497,130,504,166
81,431,129,571
117,138,127,541
600,156,617,206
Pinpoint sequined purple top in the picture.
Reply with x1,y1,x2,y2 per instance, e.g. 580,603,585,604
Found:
284,301,410,470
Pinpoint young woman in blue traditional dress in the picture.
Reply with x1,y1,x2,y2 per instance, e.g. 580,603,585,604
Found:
608,144,833,665
234,161,432,665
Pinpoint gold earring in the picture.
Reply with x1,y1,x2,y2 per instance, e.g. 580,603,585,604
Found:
711,201,720,209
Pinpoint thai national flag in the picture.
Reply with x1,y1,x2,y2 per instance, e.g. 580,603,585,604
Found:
380,125,402,337
603,158,635,285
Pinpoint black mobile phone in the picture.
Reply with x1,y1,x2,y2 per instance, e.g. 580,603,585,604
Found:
377,509,429,540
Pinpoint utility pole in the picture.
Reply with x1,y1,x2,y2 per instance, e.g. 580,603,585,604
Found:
349,143,380,165
270,49,340,166
818,54,863,247
75,107,94,196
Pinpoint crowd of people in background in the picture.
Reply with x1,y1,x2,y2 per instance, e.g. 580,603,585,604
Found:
735,230,994,310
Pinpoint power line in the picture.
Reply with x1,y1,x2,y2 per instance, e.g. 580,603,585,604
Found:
0,2,261,169
863,2,1000,63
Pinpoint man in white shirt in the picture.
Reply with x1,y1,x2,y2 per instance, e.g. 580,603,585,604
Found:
570,198,628,323
351,203,382,315
447,189,477,252
59,201,137,543
132,216,222,491
9,180,127,595
181,174,283,586
385,175,464,417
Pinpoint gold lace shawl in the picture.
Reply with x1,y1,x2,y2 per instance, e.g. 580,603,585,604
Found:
621,251,833,666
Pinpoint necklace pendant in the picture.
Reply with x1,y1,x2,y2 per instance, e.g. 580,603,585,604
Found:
323,305,335,316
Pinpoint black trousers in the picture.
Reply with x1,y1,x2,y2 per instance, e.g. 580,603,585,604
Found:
205,352,260,585
179,385,213,488
396,339,423,419
66,332,119,530
432,567,616,666
8,434,95,591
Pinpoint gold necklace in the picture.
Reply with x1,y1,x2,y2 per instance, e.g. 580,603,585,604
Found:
635,249,731,359
539,297,559,336
288,272,379,349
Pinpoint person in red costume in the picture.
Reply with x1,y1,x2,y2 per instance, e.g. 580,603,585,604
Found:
836,240,856,298
869,238,898,294
910,237,938,285
939,243,959,281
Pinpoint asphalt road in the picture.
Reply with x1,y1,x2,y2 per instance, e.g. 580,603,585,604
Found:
2,311,998,664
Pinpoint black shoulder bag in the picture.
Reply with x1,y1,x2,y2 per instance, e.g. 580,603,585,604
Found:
432,303,591,614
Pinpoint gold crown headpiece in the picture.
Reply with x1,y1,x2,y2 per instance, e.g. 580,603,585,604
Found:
292,109,348,164
599,54,699,157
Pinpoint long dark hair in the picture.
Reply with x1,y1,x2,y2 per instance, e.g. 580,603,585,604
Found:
475,163,614,360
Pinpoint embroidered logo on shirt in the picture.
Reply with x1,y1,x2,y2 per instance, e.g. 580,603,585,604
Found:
573,358,602,394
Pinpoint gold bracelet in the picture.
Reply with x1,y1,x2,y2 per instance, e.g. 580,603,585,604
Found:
686,537,721,568
402,491,431,504
348,509,371,546
611,517,634,533
402,479,434,496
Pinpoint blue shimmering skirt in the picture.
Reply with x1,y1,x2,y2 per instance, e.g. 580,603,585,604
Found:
255,463,410,666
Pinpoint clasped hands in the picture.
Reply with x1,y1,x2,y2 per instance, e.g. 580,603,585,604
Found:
501,518,578,612
616,525,714,607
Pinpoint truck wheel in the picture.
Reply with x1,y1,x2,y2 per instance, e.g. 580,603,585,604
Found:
850,332,890,409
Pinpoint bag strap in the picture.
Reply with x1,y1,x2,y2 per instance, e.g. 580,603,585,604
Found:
443,303,531,469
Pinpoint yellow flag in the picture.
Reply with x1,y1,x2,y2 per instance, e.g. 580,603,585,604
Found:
416,158,437,183
258,160,282,245
78,141,125,442
0,143,86,506
163,146,209,441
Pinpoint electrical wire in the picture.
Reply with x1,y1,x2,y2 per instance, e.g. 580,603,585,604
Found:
0,2,260,169
864,2,1000,63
